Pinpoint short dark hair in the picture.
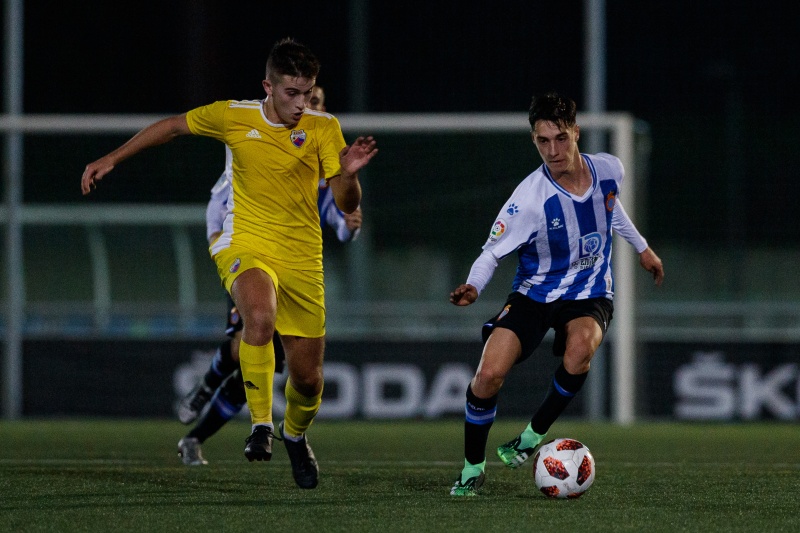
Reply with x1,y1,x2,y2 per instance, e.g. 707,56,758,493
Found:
528,92,577,130
265,38,321,83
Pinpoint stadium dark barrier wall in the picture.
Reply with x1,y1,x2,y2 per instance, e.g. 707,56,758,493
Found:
20,340,563,419
17,340,800,420
644,341,800,421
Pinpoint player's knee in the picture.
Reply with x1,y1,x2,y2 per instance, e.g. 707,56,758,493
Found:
563,344,595,374
240,311,274,345
472,368,505,397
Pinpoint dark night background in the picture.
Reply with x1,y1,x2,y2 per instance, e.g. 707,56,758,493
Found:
8,0,800,249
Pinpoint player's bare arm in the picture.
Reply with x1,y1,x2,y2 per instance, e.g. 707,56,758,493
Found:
449,284,478,306
330,136,378,213
81,115,191,195
639,247,664,286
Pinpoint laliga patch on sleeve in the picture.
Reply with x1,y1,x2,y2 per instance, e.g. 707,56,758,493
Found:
488,219,507,243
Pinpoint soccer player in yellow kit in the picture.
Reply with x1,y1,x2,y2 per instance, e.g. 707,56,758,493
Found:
81,38,378,489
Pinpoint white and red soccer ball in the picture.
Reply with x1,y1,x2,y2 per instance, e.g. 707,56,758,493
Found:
533,438,595,498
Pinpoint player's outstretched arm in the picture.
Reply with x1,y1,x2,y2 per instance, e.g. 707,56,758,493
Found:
330,136,378,213
81,114,191,195
639,247,664,286
449,284,479,306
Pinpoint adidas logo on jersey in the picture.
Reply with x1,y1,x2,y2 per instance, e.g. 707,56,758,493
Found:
246,129,262,139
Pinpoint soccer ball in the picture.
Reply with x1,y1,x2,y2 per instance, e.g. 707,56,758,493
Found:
533,438,595,498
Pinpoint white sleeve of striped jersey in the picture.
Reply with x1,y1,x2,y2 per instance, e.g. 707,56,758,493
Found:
611,200,648,253
319,186,357,242
465,249,499,296
327,206,357,242
206,172,230,242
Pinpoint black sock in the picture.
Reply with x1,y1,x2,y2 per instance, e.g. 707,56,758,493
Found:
202,339,238,390
530,363,588,435
187,405,228,443
187,372,246,442
464,384,498,465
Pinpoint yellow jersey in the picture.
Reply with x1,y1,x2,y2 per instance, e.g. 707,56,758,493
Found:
186,99,346,270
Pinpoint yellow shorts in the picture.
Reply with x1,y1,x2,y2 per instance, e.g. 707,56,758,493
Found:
213,247,326,338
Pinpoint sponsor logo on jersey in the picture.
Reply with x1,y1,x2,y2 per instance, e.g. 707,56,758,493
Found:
550,217,564,230
230,257,241,273
290,129,307,147
506,203,519,216
246,129,262,139
570,256,600,271
605,190,616,212
571,232,603,271
489,219,507,243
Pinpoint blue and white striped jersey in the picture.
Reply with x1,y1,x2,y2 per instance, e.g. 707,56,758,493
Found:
317,179,361,242
478,153,626,303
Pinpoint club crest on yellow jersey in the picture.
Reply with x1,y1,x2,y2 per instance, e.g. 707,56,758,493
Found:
290,130,307,148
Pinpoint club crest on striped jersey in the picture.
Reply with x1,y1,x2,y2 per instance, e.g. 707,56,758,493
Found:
229,306,240,326
489,219,507,243
605,190,616,212
290,129,307,148
579,232,602,257
497,304,512,321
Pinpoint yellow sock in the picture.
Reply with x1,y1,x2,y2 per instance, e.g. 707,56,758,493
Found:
238,339,275,425
283,379,323,437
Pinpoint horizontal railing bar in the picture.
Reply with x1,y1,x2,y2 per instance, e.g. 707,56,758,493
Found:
0,112,631,134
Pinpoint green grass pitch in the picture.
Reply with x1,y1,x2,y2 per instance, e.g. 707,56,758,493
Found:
1,419,798,532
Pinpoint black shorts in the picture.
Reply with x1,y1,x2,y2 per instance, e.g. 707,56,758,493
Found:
481,292,613,363
224,294,285,373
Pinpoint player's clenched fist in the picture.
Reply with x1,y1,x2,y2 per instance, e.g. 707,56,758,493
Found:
449,284,478,306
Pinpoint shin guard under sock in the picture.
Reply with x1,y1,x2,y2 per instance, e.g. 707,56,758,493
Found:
238,339,275,425
464,384,498,466
203,339,238,390
283,380,323,438
186,371,247,443
530,363,588,435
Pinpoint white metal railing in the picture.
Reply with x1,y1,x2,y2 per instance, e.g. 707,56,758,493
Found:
0,204,207,333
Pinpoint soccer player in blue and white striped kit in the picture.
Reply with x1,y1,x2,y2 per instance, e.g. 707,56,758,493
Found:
449,92,664,496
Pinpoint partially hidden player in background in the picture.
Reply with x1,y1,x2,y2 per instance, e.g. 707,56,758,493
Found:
448,92,664,496
177,86,363,466
81,39,378,489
